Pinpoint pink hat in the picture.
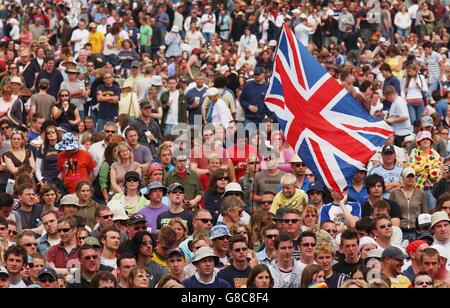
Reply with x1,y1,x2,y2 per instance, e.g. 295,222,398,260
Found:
147,163,163,176
416,130,433,144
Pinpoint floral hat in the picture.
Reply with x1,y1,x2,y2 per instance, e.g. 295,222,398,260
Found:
55,133,82,151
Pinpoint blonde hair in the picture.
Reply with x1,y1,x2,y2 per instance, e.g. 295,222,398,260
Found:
280,173,297,186
168,218,188,242
116,142,134,163
340,279,368,289
314,242,335,259
11,130,26,149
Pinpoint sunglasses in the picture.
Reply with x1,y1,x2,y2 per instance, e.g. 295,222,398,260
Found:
265,234,278,239
1,126,10,130
301,242,316,248
415,281,433,286
57,228,72,233
325,229,337,234
141,240,153,246
84,255,99,261
8,230,17,236
126,177,139,182
78,236,87,241
304,214,317,218
39,276,57,283
171,190,184,195
233,247,248,253
283,219,301,224
0,226,6,231
291,163,306,167
104,130,117,133
215,236,229,241
379,224,392,229
133,225,148,231
24,242,37,247
102,214,114,219
219,177,230,181
196,218,213,224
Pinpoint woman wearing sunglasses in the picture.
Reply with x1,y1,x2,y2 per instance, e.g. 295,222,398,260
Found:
36,124,61,186
110,171,148,215
51,89,81,130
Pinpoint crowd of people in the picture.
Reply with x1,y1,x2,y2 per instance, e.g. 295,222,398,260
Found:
1,0,450,289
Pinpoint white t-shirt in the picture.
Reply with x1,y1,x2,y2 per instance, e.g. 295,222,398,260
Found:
389,96,413,136
103,33,120,56
211,98,233,128
71,28,90,53
100,257,117,269
201,14,216,34
294,23,311,46
185,30,204,50
166,90,180,125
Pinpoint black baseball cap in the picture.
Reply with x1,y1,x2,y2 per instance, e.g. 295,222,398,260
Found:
381,145,395,154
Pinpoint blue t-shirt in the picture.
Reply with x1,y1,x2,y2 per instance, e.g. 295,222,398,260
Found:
320,201,361,225
368,164,403,198
97,84,121,120
347,183,368,206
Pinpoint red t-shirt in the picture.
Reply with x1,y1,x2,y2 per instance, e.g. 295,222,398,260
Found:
190,146,228,169
57,150,95,193
199,173,210,191
227,144,258,180
177,171,186,181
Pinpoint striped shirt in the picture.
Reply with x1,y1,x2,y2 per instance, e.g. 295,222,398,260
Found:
425,51,442,81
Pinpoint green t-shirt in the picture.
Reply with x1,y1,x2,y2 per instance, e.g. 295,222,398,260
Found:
140,25,153,47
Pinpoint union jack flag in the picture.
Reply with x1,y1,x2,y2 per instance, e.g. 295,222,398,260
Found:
264,25,393,193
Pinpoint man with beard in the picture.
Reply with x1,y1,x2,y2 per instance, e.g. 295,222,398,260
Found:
100,226,121,269
381,246,411,288
69,244,114,288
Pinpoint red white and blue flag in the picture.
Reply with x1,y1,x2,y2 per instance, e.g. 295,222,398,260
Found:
264,25,393,193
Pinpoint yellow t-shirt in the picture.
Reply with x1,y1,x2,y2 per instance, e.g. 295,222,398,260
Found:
269,189,308,215
389,275,411,288
89,32,105,55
